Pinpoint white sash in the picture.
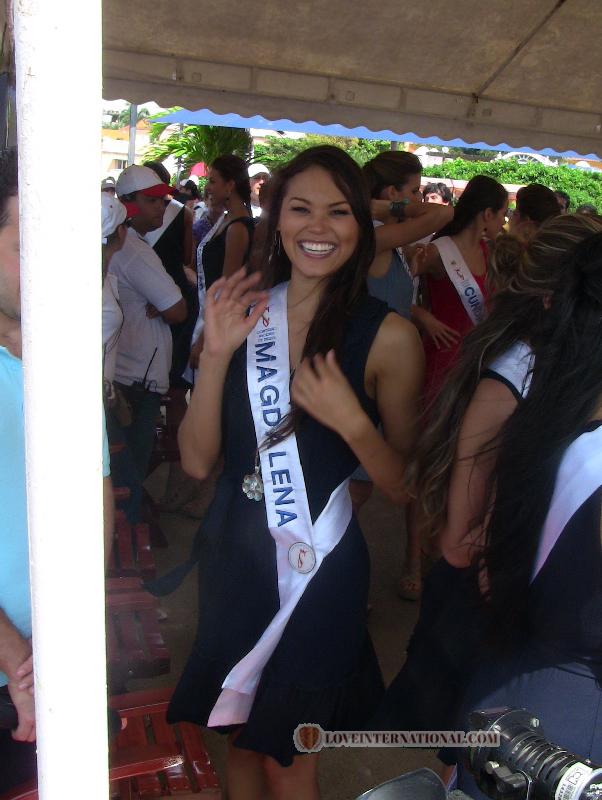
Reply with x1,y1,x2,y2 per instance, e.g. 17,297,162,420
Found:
531,425,602,582
191,215,225,344
207,282,352,726
433,236,486,326
181,215,226,384
144,199,182,248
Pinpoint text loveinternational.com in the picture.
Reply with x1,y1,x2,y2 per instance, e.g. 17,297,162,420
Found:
293,725,500,753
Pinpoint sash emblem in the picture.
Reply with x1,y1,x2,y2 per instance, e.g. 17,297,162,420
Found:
288,542,316,574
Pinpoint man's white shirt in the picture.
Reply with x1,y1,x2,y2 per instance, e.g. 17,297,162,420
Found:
108,227,182,394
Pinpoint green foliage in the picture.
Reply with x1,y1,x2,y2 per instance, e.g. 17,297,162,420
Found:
423,158,602,210
103,105,150,129
143,113,253,172
253,134,392,170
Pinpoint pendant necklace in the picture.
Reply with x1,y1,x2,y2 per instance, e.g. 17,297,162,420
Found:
242,449,264,501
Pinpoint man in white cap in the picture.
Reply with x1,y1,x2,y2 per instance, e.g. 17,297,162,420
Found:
248,163,270,219
110,166,187,518
101,176,117,197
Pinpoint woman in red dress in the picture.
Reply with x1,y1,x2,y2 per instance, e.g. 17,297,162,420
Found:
413,175,508,403
401,176,507,600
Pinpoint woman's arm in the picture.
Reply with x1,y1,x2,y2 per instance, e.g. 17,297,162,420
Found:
440,378,518,567
373,205,453,255
222,221,251,279
411,304,461,350
179,349,231,480
292,314,424,505
178,270,268,479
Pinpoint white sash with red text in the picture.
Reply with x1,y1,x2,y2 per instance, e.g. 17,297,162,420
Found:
531,425,602,582
207,281,352,727
433,236,486,326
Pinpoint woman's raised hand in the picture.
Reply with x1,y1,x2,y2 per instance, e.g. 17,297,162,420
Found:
203,269,269,360
291,350,365,438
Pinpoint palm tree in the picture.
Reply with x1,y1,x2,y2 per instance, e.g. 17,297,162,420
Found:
143,112,253,172
116,105,150,127
102,105,151,129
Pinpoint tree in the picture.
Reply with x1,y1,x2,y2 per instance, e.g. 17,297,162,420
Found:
423,158,602,210
143,111,253,173
103,105,150,129
253,134,392,170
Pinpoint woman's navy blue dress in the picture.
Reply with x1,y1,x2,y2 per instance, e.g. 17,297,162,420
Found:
168,294,390,765
457,424,602,798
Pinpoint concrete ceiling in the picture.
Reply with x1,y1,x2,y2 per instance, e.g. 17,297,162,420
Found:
103,0,602,155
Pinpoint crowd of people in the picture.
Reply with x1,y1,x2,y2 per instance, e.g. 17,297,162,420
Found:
1,142,600,800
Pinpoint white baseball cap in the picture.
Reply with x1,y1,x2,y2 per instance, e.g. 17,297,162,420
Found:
101,176,116,192
116,165,172,198
248,163,270,178
101,193,127,243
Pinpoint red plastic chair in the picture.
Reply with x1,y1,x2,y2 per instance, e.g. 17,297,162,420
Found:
106,577,170,683
107,513,156,581
0,689,221,800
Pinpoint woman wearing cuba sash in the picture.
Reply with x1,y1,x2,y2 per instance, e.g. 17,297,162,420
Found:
171,146,424,799
412,175,508,404
397,176,508,601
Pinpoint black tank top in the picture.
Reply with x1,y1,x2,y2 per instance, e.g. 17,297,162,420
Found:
202,215,254,290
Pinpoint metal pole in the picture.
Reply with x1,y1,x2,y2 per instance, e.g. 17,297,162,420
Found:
128,102,138,165
13,1,108,798
175,122,184,184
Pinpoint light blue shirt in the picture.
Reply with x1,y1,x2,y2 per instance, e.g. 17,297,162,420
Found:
0,347,110,687
0,346,30,686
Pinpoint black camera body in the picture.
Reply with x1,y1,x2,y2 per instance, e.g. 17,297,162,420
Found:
356,708,602,800
468,708,602,800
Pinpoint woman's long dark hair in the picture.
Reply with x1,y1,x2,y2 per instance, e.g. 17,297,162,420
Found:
261,145,375,444
482,227,602,648
362,151,422,198
413,213,602,545
211,154,252,208
434,175,507,239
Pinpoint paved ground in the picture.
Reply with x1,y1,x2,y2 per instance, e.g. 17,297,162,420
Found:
135,466,439,799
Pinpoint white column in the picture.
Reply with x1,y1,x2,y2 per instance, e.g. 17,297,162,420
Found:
128,103,138,165
13,1,108,799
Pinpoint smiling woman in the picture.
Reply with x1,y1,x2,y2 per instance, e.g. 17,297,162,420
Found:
277,166,360,282
173,145,424,800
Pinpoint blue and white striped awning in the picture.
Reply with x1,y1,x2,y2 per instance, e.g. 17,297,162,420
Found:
152,107,601,160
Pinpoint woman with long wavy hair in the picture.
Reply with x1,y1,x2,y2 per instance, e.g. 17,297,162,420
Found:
454,223,602,798
171,146,424,799
372,214,602,772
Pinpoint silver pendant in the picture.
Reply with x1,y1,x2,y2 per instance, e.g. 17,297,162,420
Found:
242,465,264,501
